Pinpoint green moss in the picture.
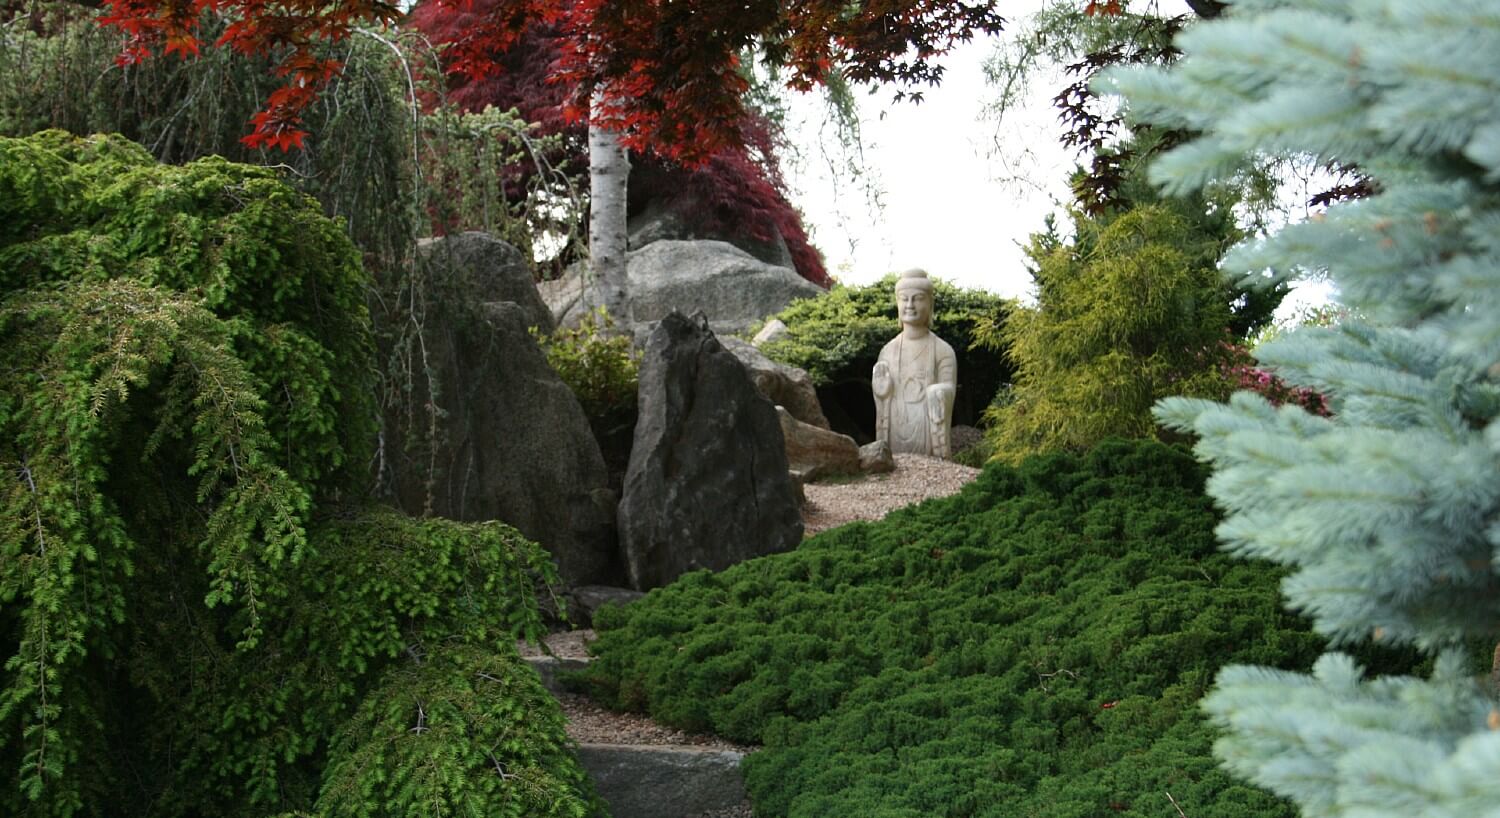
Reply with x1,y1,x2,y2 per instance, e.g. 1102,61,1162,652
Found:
583,439,1412,817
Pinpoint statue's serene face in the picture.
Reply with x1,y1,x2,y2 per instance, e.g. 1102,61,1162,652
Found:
896,287,933,328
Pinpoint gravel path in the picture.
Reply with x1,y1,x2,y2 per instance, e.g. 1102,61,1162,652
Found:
802,453,980,536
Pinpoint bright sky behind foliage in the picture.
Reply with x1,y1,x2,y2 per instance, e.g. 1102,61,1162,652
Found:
785,29,1064,299
785,0,1332,317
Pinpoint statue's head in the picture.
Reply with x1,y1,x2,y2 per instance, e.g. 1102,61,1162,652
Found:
894,268,934,329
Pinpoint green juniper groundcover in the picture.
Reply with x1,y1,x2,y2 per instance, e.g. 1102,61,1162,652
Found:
582,438,1419,817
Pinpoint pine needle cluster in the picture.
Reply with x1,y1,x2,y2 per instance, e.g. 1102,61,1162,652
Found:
1103,0,1500,812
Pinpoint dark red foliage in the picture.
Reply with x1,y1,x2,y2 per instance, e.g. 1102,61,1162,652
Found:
1053,13,1185,214
628,113,833,287
409,0,830,285
98,0,403,150
1220,341,1330,416
97,0,1005,163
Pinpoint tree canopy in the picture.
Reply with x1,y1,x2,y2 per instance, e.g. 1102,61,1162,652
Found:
98,0,1007,158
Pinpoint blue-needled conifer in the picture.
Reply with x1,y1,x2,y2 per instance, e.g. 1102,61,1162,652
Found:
1104,1,1500,814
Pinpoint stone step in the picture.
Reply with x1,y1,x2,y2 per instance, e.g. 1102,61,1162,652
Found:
577,742,747,818
524,640,750,817
523,654,592,693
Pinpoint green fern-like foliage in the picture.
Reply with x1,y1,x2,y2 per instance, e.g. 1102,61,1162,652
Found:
533,307,641,420
0,132,591,817
582,439,1412,816
1104,0,1500,814
983,198,1241,464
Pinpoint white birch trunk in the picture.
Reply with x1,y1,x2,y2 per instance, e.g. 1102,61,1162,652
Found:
588,104,631,325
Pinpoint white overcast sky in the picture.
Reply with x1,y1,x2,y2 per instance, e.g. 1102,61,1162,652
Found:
782,0,1332,314
784,26,1066,299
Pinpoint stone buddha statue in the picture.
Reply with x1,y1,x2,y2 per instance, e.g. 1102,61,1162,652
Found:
872,269,957,458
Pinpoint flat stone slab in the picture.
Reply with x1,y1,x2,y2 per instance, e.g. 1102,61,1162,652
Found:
578,743,747,818
523,655,592,693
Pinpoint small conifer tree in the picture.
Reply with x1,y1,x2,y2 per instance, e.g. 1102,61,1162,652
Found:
1105,0,1500,813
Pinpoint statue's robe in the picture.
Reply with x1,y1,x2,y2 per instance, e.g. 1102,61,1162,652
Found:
874,332,956,457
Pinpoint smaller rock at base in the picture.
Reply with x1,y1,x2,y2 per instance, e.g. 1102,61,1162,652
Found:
578,744,747,818
859,440,895,474
571,585,645,628
752,319,789,346
778,407,859,480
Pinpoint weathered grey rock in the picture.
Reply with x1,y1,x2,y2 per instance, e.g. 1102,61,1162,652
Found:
377,298,620,589
859,439,895,474
618,312,803,590
629,199,796,270
777,407,860,481
721,337,829,430
536,261,587,328
550,240,823,341
570,585,645,628
579,744,747,818
752,318,789,347
523,655,592,694
417,232,553,333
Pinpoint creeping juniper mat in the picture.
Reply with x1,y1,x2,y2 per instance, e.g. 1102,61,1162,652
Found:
583,438,1421,817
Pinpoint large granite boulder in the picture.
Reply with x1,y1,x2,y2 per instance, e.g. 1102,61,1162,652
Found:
720,337,830,430
628,199,796,270
617,312,803,590
777,407,860,481
377,287,620,588
539,240,823,342
417,231,554,333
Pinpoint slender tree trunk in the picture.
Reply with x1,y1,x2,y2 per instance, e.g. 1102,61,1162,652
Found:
588,98,631,324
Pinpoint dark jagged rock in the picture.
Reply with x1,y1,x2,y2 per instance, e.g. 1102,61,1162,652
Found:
570,585,646,628
617,311,803,590
377,284,621,587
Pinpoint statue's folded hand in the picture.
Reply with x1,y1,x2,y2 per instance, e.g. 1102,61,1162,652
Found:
925,383,954,423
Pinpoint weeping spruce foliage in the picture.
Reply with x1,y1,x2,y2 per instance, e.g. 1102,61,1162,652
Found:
0,132,592,817
1103,0,1500,814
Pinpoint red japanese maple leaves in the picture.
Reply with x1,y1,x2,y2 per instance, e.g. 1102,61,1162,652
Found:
96,0,1005,158
100,0,401,150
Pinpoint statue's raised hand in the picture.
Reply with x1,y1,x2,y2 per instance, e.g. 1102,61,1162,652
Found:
872,361,893,398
